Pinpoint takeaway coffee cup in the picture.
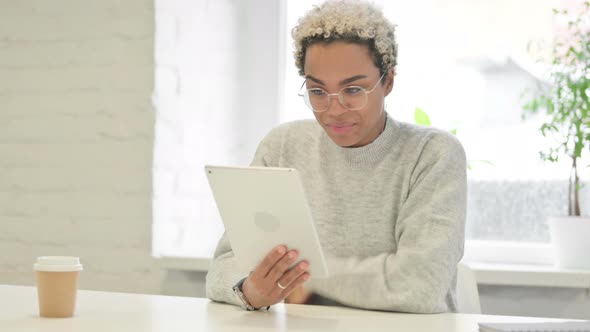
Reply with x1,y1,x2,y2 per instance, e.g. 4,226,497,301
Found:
34,256,83,318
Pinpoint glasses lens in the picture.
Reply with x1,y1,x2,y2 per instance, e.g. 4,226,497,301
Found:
305,89,329,111
339,86,367,111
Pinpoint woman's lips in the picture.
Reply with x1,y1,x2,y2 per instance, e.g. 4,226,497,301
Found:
327,123,355,134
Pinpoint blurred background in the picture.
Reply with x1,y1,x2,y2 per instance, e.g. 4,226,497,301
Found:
0,0,588,319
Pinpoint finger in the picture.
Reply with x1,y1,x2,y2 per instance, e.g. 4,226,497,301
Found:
251,245,287,279
282,272,311,297
276,261,309,292
265,249,299,282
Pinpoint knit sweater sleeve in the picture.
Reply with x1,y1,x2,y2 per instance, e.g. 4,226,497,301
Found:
205,127,282,306
306,132,467,313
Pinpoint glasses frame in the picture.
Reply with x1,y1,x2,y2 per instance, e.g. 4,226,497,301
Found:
298,73,386,113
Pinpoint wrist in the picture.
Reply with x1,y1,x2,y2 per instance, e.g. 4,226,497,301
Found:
232,277,268,311
241,278,262,309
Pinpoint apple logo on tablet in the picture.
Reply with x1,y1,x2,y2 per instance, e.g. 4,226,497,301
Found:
254,211,280,232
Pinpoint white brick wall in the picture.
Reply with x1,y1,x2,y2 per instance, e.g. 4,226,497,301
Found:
0,0,162,293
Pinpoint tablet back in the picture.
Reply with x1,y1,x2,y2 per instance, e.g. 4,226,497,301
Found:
205,165,329,278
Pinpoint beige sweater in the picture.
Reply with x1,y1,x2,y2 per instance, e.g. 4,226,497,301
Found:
206,114,467,313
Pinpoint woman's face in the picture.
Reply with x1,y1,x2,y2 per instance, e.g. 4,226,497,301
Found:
303,41,393,147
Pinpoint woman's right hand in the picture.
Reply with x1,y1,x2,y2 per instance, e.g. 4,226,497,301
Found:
241,245,310,309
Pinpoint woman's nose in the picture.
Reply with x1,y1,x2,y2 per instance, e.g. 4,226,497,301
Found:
325,95,348,116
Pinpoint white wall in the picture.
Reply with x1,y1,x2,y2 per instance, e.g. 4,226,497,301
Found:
0,0,162,293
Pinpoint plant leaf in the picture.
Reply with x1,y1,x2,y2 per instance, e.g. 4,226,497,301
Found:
414,107,431,126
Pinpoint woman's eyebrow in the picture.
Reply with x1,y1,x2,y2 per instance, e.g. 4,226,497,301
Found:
305,75,325,85
305,74,368,86
339,75,367,85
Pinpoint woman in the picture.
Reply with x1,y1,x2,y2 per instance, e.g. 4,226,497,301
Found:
206,0,466,313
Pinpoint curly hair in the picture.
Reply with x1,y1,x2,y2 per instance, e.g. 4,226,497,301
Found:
291,0,398,77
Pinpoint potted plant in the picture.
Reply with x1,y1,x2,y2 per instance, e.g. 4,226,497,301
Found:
523,2,590,269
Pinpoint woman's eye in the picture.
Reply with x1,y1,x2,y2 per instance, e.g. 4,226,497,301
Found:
309,89,327,96
344,87,363,95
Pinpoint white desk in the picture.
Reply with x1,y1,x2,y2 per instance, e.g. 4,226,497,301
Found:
0,285,569,332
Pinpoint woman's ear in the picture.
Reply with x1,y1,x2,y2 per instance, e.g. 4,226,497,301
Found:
385,68,394,96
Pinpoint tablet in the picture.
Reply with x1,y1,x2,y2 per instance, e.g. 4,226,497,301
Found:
205,165,329,278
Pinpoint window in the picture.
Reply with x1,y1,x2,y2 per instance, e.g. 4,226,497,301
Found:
282,1,589,264
152,0,285,258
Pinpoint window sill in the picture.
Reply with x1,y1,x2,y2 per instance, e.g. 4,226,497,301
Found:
470,263,590,289
157,255,211,272
157,255,590,289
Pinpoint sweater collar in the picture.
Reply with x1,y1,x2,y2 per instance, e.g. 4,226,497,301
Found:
322,113,400,168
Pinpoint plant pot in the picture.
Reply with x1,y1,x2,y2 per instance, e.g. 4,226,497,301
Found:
548,216,590,269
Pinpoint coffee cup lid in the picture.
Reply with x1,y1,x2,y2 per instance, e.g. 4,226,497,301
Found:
33,256,83,272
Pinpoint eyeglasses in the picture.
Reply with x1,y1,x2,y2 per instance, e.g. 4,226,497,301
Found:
298,73,385,112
